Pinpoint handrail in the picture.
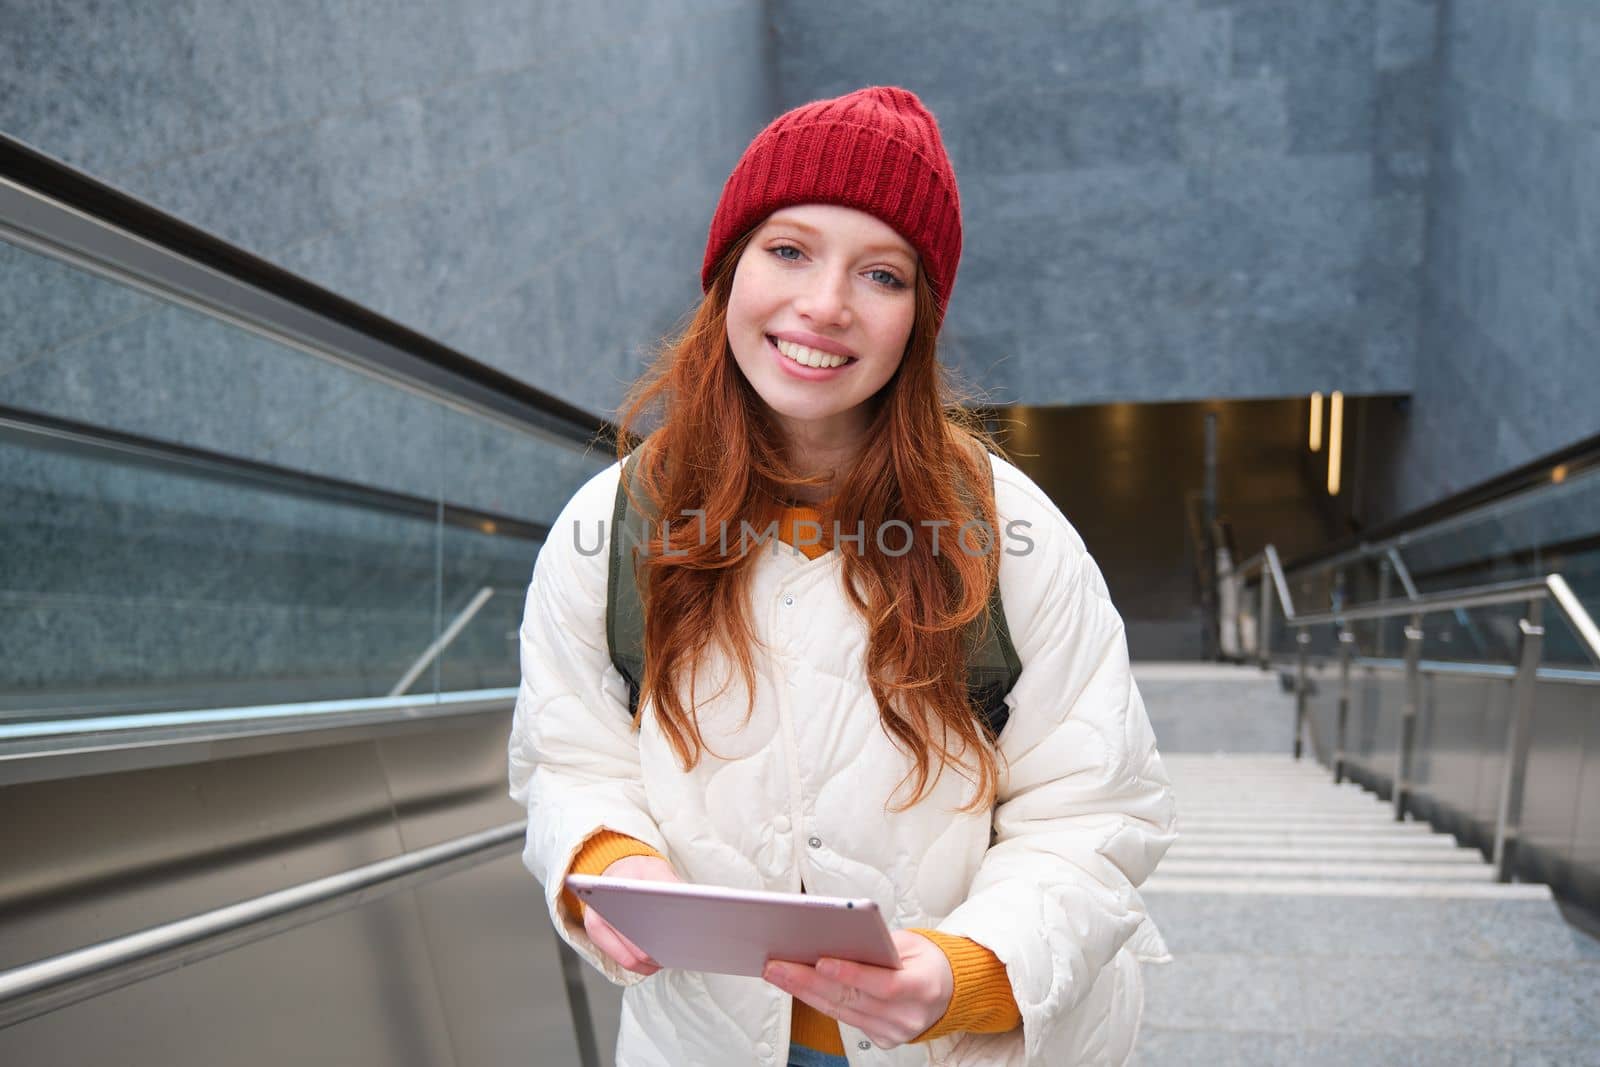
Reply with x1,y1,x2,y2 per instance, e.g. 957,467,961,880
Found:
1265,544,1295,619
1287,577,1552,627
1229,546,1295,615
0,688,517,787
1282,574,1600,666
1548,574,1600,663
1261,566,1598,884
0,821,528,1028
1277,430,1600,577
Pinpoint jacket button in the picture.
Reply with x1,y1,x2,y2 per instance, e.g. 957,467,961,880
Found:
808,836,822,849
858,1039,872,1050
783,594,795,606
773,815,791,833
756,1041,773,1057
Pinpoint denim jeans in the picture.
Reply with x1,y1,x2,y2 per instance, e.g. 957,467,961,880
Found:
787,1044,851,1067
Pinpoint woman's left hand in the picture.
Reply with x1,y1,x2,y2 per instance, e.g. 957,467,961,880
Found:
762,929,954,1050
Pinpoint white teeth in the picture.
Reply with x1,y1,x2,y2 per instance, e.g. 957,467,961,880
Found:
774,337,850,369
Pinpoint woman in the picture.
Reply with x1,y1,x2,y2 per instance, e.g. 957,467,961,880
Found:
510,85,1177,1066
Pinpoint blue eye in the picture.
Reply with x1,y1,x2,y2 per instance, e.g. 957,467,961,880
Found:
768,244,907,290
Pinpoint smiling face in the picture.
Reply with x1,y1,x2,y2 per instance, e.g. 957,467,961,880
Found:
725,203,919,464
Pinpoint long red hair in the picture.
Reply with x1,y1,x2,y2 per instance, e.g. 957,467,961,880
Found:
614,224,1010,812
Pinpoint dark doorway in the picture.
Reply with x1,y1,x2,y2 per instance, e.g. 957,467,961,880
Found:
989,397,1395,659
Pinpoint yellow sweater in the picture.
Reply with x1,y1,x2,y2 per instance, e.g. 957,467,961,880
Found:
559,504,1020,1054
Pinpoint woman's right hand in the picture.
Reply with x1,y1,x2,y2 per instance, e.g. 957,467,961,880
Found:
584,855,682,976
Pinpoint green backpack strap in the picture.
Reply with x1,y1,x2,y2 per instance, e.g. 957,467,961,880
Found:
958,441,1023,740
606,443,1022,739
607,449,649,717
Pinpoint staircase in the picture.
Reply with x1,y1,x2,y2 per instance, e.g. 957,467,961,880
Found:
1132,667,1600,1066
1151,755,1512,893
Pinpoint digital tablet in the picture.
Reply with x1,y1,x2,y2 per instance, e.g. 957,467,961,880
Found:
564,874,902,978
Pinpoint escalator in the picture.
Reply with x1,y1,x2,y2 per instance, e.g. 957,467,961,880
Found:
1,134,613,1065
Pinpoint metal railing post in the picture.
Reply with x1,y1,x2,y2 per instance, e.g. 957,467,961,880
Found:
389,585,495,697
1293,629,1310,759
1335,629,1354,783
1375,560,1392,656
1493,606,1546,883
1233,560,1247,663
555,940,603,1067
1260,568,1276,668
1395,615,1423,820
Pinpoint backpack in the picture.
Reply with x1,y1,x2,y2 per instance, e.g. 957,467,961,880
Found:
605,442,1023,740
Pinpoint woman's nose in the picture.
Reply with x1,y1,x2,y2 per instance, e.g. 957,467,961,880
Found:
794,267,851,326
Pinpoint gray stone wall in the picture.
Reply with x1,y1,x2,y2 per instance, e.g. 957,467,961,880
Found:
0,0,772,458
1372,0,1600,520
771,0,1436,405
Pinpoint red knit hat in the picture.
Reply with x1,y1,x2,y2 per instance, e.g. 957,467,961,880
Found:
701,85,963,327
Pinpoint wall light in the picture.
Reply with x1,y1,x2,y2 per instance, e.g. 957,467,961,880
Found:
1309,392,1324,452
1327,391,1344,496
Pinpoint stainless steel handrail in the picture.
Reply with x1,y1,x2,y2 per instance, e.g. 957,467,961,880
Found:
1287,577,1553,628
1257,568,1600,882
1283,574,1600,664
1265,544,1294,619
0,688,517,787
0,817,601,1067
0,171,606,451
1548,574,1600,662
0,822,525,1026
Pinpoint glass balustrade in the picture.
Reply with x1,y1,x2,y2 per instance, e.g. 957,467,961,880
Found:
0,234,609,725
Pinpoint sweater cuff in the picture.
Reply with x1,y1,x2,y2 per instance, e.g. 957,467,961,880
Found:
559,830,668,918
905,928,1021,1042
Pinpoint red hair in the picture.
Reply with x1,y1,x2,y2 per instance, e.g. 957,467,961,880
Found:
614,226,1009,812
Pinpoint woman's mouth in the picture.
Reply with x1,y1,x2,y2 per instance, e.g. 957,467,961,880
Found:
768,335,857,379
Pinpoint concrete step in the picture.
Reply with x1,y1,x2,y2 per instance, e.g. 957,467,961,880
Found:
1164,759,1373,777
1155,860,1497,881
1173,832,1462,849
1175,809,1413,822
1179,820,1441,835
1166,844,1487,863
1172,791,1406,806
1169,784,1359,792
1142,877,1551,899
1141,888,1594,960
1178,810,1406,823
1160,753,1333,763
1165,772,1346,779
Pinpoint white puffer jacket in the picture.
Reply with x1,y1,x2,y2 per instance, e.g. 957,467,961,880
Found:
509,452,1178,1066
